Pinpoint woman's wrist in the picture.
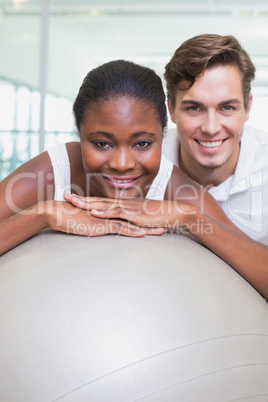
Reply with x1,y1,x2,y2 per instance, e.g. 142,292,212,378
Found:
33,201,54,230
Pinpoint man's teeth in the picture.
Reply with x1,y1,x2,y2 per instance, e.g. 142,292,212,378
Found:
198,140,223,148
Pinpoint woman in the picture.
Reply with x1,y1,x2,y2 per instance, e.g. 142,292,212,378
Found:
0,60,267,298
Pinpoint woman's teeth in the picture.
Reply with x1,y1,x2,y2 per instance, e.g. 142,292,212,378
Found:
108,178,135,183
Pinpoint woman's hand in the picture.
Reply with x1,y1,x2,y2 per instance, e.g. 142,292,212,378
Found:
46,200,165,237
64,194,197,230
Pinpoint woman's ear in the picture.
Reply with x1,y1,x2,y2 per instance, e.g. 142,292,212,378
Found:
167,98,176,123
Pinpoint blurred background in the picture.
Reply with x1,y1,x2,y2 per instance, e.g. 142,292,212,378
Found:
1,0,268,180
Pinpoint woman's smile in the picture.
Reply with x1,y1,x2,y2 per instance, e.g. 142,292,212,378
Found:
103,175,143,188
80,97,163,198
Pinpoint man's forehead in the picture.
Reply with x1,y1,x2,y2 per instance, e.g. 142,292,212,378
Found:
175,66,244,99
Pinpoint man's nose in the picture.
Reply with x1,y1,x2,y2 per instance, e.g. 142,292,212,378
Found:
201,111,221,136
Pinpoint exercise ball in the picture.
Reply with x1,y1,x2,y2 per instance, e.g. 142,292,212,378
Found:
0,230,267,401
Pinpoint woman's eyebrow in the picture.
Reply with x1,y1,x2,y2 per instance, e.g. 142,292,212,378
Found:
87,131,113,137
87,130,156,138
131,131,156,138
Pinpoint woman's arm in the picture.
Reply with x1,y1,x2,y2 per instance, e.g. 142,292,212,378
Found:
0,200,161,256
0,151,52,254
0,203,47,255
0,151,161,255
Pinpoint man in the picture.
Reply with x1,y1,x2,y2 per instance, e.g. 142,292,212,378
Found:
163,34,268,245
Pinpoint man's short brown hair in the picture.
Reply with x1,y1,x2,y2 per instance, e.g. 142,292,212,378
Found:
164,34,256,110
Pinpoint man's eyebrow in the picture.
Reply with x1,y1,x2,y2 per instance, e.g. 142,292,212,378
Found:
219,99,242,106
181,100,203,106
181,99,242,107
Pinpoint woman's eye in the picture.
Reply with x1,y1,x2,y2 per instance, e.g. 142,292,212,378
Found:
94,141,111,149
135,140,151,149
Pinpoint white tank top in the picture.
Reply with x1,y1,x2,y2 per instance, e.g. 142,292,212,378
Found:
47,143,173,201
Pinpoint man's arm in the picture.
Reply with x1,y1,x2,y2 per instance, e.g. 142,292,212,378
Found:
66,194,268,299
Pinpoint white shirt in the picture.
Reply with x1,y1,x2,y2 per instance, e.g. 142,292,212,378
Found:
162,126,268,245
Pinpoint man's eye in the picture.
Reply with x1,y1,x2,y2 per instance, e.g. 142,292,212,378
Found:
188,106,200,112
223,105,234,111
135,140,151,149
94,141,111,149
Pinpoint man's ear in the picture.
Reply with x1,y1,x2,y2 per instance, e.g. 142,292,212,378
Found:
167,98,176,123
245,93,253,122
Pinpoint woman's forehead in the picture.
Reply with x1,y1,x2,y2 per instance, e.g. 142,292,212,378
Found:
81,97,163,139
91,95,153,109
85,97,159,121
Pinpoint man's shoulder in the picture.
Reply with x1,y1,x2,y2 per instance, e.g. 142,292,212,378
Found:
162,127,180,167
243,126,268,146
237,126,268,172
164,127,178,142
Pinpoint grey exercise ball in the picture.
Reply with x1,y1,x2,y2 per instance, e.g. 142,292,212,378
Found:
0,230,267,401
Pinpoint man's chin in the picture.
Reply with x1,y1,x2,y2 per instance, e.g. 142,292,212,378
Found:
198,163,226,170
195,156,227,170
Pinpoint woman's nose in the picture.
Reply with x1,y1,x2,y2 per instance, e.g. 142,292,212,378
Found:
108,147,136,171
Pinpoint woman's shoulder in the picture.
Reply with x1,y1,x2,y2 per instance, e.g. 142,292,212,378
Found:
65,142,82,168
65,142,86,192
65,141,81,154
165,165,203,201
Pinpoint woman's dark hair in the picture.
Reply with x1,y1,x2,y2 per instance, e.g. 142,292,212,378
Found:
73,59,167,133
164,34,256,110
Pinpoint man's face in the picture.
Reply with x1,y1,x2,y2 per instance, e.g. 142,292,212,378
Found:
168,65,252,185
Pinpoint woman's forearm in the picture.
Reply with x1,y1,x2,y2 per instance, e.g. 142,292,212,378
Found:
0,204,48,256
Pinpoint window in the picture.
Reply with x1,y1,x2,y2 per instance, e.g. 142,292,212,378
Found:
0,79,76,180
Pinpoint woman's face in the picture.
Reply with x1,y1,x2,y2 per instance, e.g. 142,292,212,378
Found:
80,97,163,199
